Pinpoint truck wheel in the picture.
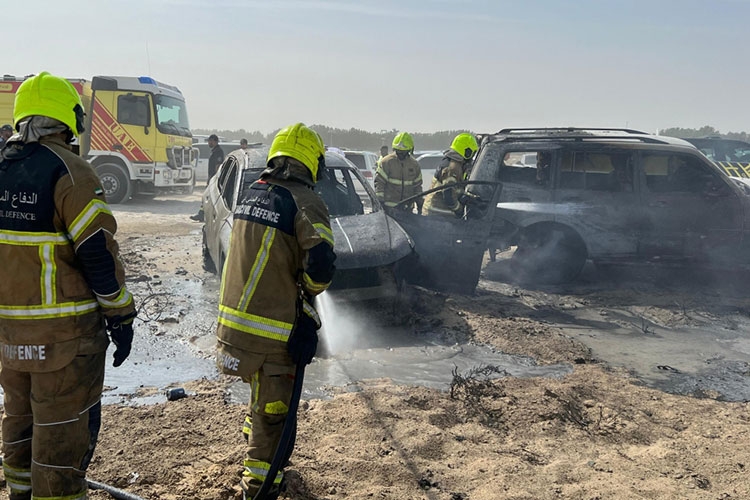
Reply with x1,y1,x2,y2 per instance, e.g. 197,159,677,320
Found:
202,228,216,274
96,164,132,204
512,225,587,284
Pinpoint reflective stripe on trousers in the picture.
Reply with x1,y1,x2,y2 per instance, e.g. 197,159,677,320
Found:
243,460,283,485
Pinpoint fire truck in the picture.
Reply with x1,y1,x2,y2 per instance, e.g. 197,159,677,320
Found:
0,75,198,203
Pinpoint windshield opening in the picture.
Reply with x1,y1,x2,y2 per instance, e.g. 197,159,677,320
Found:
154,94,191,137
316,166,378,216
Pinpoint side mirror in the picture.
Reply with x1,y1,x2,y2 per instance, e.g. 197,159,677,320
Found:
703,179,730,199
144,100,151,135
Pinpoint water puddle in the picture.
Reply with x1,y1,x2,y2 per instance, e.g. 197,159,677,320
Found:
228,342,572,403
229,291,572,403
101,276,220,405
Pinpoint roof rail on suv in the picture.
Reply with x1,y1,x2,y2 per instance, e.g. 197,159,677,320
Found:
497,127,649,135
484,127,670,145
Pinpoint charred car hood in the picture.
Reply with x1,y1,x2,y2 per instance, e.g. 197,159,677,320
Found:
330,211,414,270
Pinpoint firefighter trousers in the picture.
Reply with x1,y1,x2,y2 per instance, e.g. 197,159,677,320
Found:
0,351,105,500
237,351,296,496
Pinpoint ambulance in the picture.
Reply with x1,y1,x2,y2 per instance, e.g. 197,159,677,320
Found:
0,75,198,203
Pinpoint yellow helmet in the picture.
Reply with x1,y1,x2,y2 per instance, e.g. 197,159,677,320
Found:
13,72,85,137
450,133,479,160
267,123,326,181
392,132,414,152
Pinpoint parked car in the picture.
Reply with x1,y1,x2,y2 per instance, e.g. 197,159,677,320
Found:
342,150,378,184
464,127,750,283
416,151,443,191
682,137,750,178
194,142,263,183
201,148,414,300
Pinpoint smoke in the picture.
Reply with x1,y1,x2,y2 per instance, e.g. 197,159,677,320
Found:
495,201,587,216
316,291,372,356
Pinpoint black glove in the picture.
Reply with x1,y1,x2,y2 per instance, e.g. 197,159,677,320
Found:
106,314,136,367
287,298,320,365
459,192,488,212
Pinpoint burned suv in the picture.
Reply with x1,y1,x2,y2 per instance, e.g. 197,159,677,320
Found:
467,128,750,283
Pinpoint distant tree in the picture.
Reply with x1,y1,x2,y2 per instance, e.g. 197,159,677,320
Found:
659,125,750,142
192,125,475,151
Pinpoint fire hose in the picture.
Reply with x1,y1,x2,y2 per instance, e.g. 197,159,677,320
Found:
252,361,306,500
0,457,146,500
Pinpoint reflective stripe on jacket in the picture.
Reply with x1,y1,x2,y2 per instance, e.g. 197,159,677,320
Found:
0,135,134,369
217,164,336,354
424,151,467,216
374,153,422,208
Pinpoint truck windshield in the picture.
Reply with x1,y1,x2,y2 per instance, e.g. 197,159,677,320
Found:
154,95,191,137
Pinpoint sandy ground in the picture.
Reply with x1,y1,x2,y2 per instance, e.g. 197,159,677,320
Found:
3,192,750,499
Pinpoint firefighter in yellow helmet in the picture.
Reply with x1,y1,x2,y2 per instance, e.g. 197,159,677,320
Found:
424,133,479,217
215,123,336,499
0,72,136,500
374,132,423,212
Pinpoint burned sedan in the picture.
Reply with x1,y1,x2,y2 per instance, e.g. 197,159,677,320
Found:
201,147,414,300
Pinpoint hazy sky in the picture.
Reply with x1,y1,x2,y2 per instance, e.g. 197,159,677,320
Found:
5,0,749,134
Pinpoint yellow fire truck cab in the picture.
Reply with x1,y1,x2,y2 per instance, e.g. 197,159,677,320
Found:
0,75,198,203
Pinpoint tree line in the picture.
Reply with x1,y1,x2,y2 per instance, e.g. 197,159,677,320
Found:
192,125,473,152
193,125,750,151
659,126,750,142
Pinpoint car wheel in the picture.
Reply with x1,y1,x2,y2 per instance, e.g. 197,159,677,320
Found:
202,228,216,274
96,163,132,204
512,225,587,284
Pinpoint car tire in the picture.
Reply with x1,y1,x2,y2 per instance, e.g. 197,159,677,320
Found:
512,225,587,284
96,163,132,204
202,228,216,274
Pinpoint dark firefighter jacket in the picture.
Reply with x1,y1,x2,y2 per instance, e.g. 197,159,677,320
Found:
374,153,423,209
0,135,135,372
424,150,470,216
216,159,336,356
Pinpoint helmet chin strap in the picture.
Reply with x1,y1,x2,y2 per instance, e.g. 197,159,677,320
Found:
74,104,86,135
315,154,326,182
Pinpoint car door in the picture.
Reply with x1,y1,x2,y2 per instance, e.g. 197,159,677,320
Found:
638,151,743,264
554,148,642,260
389,181,501,294
207,156,238,263
195,143,210,182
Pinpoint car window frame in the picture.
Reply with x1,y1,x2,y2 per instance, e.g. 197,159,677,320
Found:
217,156,239,209
636,150,731,196
557,148,637,193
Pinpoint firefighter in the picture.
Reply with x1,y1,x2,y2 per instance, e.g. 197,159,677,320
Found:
215,123,336,499
0,72,136,500
374,132,423,212
423,133,479,217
